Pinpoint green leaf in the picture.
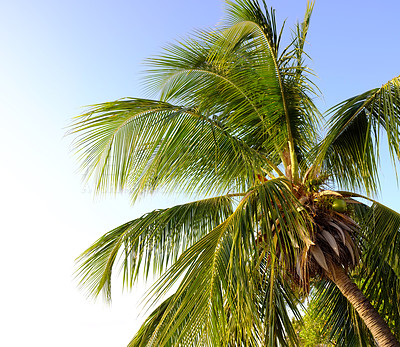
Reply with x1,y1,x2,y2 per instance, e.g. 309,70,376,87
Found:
314,76,400,194
75,195,234,301
135,179,306,346
359,203,400,339
70,98,275,200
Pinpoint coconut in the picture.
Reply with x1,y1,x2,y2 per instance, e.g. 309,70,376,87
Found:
332,199,347,213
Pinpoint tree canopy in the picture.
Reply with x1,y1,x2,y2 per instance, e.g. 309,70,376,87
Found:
71,1,400,345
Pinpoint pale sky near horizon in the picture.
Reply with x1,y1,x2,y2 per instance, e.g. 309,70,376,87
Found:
1,1,400,346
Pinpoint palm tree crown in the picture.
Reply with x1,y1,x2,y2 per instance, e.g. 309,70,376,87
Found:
71,1,400,345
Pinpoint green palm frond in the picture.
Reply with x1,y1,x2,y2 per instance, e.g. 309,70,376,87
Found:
314,76,400,194
144,29,289,160
361,260,400,340
257,263,303,346
71,98,277,200
133,178,306,346
141,216,245,345
227,0,320,177
143,0,320,181
282,1,322,172
362,203,400,278
128,295,175,347
359,203,400,339
128,292,210,347
75,195,234,300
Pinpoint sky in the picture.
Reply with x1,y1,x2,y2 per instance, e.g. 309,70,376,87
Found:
1,0,400,346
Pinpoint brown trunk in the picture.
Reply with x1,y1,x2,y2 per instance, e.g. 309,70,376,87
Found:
329,264,400,347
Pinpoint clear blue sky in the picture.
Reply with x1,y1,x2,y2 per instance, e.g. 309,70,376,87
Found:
1,1,400,346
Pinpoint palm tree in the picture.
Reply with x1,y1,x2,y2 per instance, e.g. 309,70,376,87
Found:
71,1,400,345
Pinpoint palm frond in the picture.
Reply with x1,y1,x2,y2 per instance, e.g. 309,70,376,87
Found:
257,262,303,346
223,0,321,180
70,98,275,200
359,203,400,339
142,0,320,182
75,195,234,300
144,29,289,162
362,202,400,278
314,75,400,194
135,178,307,346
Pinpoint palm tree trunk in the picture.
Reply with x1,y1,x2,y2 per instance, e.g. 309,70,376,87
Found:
329,264,400,347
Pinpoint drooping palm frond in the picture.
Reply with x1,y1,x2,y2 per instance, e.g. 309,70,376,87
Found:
138,212,253,346
359,203,400,339
144,31,287,160
129,271,302,347
257,259,303,346
71,98,277,200
130,178,307,346
144,28,292,169
314,76,400,194
361,259,400,341
127,291,217,347
75,195,235,300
